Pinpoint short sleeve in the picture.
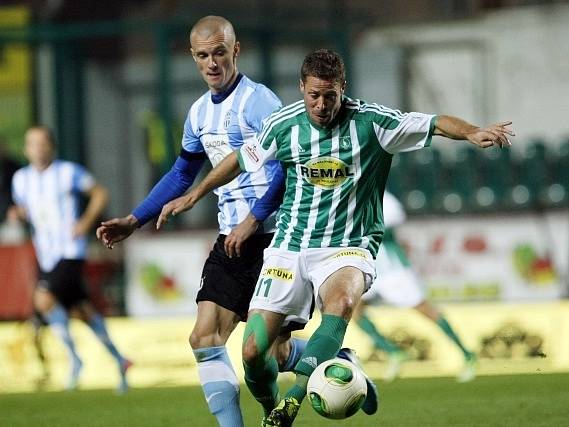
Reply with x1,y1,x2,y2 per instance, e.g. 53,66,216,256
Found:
371,105,436,154
11,169,25,206
181,105,205,153
382,191,406,228
237,118,278,172
73,164,95,192
244,86,282,133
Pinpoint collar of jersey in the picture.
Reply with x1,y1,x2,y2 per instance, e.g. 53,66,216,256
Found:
210,73,243,104
31,159,57,174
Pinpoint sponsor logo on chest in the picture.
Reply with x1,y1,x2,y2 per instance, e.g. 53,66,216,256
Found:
297,156,355,189
201,134,233,167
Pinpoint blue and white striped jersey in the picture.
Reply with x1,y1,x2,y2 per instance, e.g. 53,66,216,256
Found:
182,74,282,234
12,160,95,272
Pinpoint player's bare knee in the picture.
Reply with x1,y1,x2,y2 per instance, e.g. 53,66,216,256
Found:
323,293,357,319
189,329,216,349
34,289,55,314
188,332,199,349
351,300,364,320
414,301,439,320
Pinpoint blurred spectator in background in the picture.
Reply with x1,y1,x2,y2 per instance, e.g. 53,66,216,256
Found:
0,136,24,243
353,191,477,383
8,126,132,392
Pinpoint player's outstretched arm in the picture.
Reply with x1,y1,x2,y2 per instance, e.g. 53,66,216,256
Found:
156,152,241,229
96,215,139,249
97,151,206,248
434,115,514,148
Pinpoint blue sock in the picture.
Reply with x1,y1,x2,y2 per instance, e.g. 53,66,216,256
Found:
193,346,244,427
280,338,308,372
88,314,125,365
45,304,82,389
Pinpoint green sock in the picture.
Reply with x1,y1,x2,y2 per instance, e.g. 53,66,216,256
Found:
286,314,348,402
357,313,402,354
242,314,279,417
436,316,472,359
286,375,309,403
244,356,279,417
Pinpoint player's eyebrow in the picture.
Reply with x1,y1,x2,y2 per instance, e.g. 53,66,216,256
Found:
194,44,228,55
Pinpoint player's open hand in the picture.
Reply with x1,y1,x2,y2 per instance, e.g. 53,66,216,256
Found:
466,121,514,148
156,193,196,230
96,215,139,249
225,213,260,258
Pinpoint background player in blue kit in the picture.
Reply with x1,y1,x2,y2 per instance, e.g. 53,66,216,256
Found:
97,16,307,427
9,126,131,392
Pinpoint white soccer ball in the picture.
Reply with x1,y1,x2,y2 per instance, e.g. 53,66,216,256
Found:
307,357,367,419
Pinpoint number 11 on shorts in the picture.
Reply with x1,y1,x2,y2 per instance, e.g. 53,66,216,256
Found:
254,278,272,297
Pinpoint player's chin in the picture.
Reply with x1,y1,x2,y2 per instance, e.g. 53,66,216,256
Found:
207,75,223,87
313,115,330,126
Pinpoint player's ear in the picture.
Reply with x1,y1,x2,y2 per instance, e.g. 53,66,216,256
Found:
233,41,240,59
341,80,347,93
190,48,197,62
299,79,305,93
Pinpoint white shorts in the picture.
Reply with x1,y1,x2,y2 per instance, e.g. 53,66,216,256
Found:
362,267,426,308
249,247,376,328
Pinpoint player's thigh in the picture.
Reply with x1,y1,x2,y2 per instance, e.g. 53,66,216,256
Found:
307,248,376,315
249,248,312,329
318,266,365,317
40,260,89,310
196,234,270,321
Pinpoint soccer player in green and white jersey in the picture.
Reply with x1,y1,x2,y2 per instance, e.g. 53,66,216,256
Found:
157,49,514,426
353,190,477,383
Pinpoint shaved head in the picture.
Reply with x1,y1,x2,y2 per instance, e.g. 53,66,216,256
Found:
190,15,236,47
189,15,240,94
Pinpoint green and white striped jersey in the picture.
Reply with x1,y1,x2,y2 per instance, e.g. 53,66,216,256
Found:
378,191,412,269
237,96,436,257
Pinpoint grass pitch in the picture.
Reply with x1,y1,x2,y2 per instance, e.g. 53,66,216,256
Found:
1,373,567,426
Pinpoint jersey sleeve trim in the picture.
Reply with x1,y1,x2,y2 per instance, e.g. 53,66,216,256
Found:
425,115,438,147
179,148,208,161
236,149,247,172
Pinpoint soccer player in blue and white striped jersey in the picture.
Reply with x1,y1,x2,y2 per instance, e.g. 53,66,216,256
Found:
97,16,307,427
10,126,131,392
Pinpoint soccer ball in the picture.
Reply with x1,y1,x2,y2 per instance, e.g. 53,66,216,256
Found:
307,357,367,419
